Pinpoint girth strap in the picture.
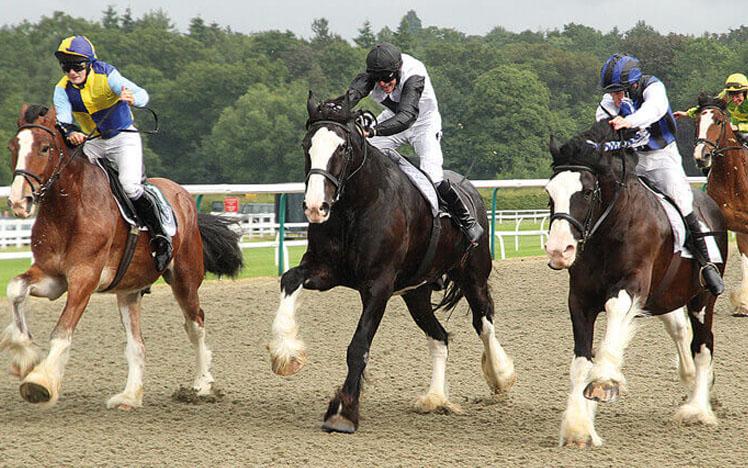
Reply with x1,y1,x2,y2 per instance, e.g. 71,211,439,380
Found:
101,225,141,292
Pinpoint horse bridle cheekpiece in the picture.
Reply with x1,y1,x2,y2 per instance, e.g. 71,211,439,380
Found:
305,112,373,203
13,123,69,203
696,105,744,159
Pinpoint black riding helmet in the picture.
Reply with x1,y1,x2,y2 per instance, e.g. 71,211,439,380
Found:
366,43,403,82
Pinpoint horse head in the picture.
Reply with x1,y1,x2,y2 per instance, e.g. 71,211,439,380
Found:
545,121,639,269
8,104,65,217
302,91,365,223
693,92,731,169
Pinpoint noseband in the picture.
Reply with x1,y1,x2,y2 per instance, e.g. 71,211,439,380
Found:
549,163,624,249
13,123,69,203
305,119,368,203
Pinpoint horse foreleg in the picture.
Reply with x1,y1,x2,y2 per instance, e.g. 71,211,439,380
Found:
107,292,145,410
658,307,695,389
675,296,717,425
730,232,748,316
269,266,307,376
20,267,98,407
560,306,602,448
322,281,391,434
1,266,65,379
402,286,462,414
584,290,640,403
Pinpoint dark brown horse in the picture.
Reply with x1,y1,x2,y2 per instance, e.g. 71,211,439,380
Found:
268,93,516,433
546,121,727,447
692,94,748,315
2,104,243,408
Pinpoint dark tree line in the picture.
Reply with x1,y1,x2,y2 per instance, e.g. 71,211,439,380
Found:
1,9,746,184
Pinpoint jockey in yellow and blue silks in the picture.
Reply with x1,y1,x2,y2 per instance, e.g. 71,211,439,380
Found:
53,35,172,272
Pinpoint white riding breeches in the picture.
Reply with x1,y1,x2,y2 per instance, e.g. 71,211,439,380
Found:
635,142,693,216
369,110,444,183
83,126,145,199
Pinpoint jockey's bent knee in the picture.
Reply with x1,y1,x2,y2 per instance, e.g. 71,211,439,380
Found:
123,182,144,200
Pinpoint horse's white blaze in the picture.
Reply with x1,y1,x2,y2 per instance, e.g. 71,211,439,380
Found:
269,285,305,366
588,291,639,386
107,299,145,408
693,109,715,163
305,128,344,221
9,129,32,207
659,308,695,387
479,317,515,392
545,171,582,265
560,356,602,447
675,344,717,425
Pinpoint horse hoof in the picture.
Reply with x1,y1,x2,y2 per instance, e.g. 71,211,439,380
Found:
583,381,619,403
321,414,356,434
271,353,307,376
414,394,464,415
20,381,51,404
563,437,592,448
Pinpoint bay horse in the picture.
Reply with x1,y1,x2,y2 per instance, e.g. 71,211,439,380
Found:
267,93,516,433
692,94,748,315
545,121,727,447
2,104,243,408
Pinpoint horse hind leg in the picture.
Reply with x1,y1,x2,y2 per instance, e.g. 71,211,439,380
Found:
675,295,717,425
730,232,748,316
107,292,145,410
658,307,695,389
170,266,214,395
460,279,515,395
402,286,462,414
1,266,64,379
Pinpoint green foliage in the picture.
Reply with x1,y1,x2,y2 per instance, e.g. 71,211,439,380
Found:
0,8,738,186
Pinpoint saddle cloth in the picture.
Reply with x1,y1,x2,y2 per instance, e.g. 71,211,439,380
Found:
93,158,177,237
380,148,440,217
642,181,722,263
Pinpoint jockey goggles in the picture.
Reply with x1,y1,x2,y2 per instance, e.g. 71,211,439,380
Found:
60,61,88,73
372,70,397,83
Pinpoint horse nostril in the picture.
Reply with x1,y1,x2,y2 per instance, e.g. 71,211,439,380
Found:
302,201,308,211
320,202,330,214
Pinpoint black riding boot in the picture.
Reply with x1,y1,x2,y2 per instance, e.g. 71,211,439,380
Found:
685,213,724,296
437,180,484,245
132,194,173,272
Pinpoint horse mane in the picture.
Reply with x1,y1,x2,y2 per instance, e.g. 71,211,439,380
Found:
697,92,727,111
552,120,639,174
307,94,353,126
23,104,50,124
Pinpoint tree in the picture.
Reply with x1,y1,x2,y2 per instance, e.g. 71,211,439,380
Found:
354,20,376,48
311,18,332,43
101,6,120,29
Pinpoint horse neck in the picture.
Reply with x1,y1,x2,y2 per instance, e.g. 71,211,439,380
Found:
38,149,93,216
338,139,390,207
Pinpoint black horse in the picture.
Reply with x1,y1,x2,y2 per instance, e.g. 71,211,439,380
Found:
545,121,727,447
268,93,516,433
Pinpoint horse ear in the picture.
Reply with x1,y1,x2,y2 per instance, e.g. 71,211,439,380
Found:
307,90,318,118
549,135,561,159
18,103,29,125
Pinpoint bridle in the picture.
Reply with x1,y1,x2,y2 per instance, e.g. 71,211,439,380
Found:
304,117,369,203
13,123,75,204
695,105,745,162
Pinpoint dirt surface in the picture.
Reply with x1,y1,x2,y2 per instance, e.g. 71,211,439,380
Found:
1,254,748,466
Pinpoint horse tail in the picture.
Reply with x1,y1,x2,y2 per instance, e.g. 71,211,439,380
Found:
432,277,464,313
197,214,244,277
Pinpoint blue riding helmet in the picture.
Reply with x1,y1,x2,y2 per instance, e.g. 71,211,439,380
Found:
600,54,642,93
54,35,97,63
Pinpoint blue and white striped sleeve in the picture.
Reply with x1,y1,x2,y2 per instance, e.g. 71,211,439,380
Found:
107,69,150,107
53,87,74,124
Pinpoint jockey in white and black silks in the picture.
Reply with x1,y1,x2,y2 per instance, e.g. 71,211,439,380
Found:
347,42,484,245
597,53,724,295
53,35,172,272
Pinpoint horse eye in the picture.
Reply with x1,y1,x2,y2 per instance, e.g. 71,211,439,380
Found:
40,145,50,154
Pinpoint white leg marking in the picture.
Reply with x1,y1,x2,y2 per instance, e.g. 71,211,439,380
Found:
269,285,307,375
414,338,461,414
560,356,602,447
675,344,717,425
1,276,40,378
185,319,214,395
658,308,695,388
588,290,639,388
22,337,72,407
479,317,516,393
107,296,145,409
729,253,748,314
